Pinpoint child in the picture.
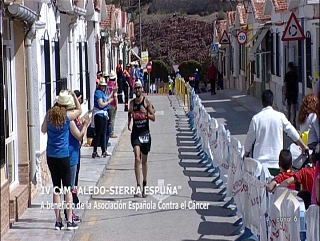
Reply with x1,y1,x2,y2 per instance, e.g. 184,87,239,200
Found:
278,156,315,193
267,149,295,192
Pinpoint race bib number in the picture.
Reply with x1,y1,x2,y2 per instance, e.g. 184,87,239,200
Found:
139,134,150,143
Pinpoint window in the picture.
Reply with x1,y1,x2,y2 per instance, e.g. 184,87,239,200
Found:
3,19,18,187
78,42,84,95
270,32,274,75
54,38,61,96
276,33,280,77
306,31,312,88
84,42,90,109
0,33,4,169
44,35,52,111
256,54,260,78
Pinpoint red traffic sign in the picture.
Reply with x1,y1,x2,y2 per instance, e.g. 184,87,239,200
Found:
146,62,152,73
237,31,247,45
282,12,305,41
219,30,231,44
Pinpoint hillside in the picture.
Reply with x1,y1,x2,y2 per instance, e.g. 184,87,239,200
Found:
109,0,237,65
134,14,216,66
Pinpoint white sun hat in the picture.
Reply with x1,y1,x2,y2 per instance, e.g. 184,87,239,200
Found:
99,78,107,86
109,70,117,80
56,90,73,106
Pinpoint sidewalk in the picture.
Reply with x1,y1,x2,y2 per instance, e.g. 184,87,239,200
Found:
3,108,128,241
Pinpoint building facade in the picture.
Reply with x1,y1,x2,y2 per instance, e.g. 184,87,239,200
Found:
0,0,133,237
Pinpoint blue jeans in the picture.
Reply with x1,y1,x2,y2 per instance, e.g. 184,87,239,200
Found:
70,164,78,190
104,111,111,151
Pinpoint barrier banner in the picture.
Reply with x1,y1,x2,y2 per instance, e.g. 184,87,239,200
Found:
268,188,301,241
305,205,320,241
227,137,244,217
218,124,230,184
208,120,220,167
244,172,268,239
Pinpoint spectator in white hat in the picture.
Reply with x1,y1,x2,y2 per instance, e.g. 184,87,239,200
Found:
41,90,82,230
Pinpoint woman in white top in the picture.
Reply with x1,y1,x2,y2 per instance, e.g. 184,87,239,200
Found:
297,93,318,132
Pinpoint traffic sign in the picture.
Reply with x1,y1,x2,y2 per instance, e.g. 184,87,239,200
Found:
237,31,247,45
219,30,231,44
146,62,152,73
210,43,219,54
282,12,305,41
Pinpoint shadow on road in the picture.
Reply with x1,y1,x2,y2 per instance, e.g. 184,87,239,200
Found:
169,95,241,240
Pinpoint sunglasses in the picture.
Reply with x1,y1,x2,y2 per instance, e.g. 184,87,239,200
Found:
134,87,142,90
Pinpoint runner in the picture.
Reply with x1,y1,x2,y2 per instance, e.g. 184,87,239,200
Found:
127,80,155,198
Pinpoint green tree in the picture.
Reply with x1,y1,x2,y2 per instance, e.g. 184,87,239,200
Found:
150,60,170,82
178,60,202,81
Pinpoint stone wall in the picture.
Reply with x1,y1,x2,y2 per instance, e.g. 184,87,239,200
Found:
1,180,9,238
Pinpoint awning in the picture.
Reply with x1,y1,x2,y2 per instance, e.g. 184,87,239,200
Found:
249,28,269,55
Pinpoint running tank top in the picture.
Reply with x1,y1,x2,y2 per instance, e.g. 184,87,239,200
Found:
132,97,149,136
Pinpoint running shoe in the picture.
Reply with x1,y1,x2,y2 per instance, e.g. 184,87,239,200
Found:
72,213,81,223
92,152,100,158
67,221,78,230
55,221,64,230
102,151,112,158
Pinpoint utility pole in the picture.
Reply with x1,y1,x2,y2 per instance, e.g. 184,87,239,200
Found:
139,0,142,57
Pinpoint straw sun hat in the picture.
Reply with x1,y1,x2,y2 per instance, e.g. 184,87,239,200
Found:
56,90,73,106
99,78,107,86
109,70,117,80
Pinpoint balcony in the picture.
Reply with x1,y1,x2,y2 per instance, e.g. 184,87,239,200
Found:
55,0,86,15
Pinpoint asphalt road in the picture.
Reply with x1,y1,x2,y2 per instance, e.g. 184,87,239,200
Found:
72,92,292,241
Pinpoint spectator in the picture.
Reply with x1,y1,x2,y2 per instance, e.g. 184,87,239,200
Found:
139,67,145,87
244,90,308,174
267,149,295,192
207,62,218,95
150,82,157,93
96,70,103,87
217,71,223,90
91,78,115,158
194,68,200,94
41,90,81,230
123,64,131,111
70,90,83,207
116,60,123,103
107,71,118,138
175,69,181,78
277,153,316,209
284,62,299,127
297,93,318,144
65,96,91,222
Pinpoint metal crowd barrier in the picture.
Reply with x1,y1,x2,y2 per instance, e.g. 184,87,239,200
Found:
174,80,318,240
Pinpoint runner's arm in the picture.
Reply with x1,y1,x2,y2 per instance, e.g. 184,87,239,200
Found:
127,100,133,130
146,98,155,122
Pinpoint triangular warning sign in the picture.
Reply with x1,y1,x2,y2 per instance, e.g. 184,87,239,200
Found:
219,30,231,44
282,12,305,41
